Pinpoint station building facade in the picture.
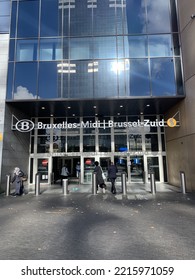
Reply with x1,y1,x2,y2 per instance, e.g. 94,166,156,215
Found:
0,0,194,191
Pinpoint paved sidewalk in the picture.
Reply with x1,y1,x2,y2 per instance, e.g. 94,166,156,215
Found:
0,184,195,260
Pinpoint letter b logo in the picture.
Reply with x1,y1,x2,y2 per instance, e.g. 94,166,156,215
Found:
15,119,34,132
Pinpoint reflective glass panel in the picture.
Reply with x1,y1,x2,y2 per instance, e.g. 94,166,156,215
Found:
17,1,39,38
14,62,37,99
6,62,14,99
69,2,92,36
129,134,142,151
149,35,173,57
38,62,59,99
40,0,61,37
125,36,148,58
151,58,176,96
10,2,17,38
69,61,93,98
70,38,93,60
16,40,38,61
93,37,117,59
94,60,118,98
93,1,116,35
128,59,150,96
146,0,171,33
125,0,146,34
40,38,62,61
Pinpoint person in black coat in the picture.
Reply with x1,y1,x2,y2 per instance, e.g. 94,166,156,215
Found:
94,161,107,193
108,162,118,194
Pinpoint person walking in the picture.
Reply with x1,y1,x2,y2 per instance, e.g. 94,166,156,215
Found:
108,162,118,194
11,167,24,196
94,161,107,193
60,164,69,185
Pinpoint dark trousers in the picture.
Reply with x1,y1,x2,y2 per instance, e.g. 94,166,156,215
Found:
110,178,116,193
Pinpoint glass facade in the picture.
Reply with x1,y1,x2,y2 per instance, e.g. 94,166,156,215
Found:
7,0,183,100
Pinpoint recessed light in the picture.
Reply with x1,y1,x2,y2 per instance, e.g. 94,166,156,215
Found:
41,106,45,110
72,114,75,116
93,106,96,109
146,104,150,107
120,105,123,108
140,112,143,115
117,113,120,115
67,106,71,109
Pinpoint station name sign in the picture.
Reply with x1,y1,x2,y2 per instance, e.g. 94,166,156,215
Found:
14,118,177,133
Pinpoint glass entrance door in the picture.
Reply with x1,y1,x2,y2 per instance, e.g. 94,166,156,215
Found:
147,157,160,181
130,156,144,182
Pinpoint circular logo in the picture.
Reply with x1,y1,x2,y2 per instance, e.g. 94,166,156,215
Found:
167,118,177,128
15,119,35,132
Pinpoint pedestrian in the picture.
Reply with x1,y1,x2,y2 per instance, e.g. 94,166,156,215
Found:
94,161,107,193
60,164,69,185
76,162,80,178
108,162,118,194
11,167,24,196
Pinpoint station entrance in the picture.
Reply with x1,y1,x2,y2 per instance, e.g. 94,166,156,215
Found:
29,115,167,187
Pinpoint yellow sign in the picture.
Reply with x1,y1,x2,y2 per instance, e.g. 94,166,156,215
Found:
0,133,2,141
167,118,177,127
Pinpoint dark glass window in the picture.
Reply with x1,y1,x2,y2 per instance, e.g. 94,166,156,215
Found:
38,62,59,99
128,59,150,96
115,135,127,152
37,137,50,153
151,58,176,96
175,57,184,95
145,134,158,151
67,136,80,152
14,62,37,99
53,136,66,153
10,1,17,38
8,39,15,61
83,135,95,152
17,1,39,38
99,135,111,152
40,0,61,37
6,62,14,99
